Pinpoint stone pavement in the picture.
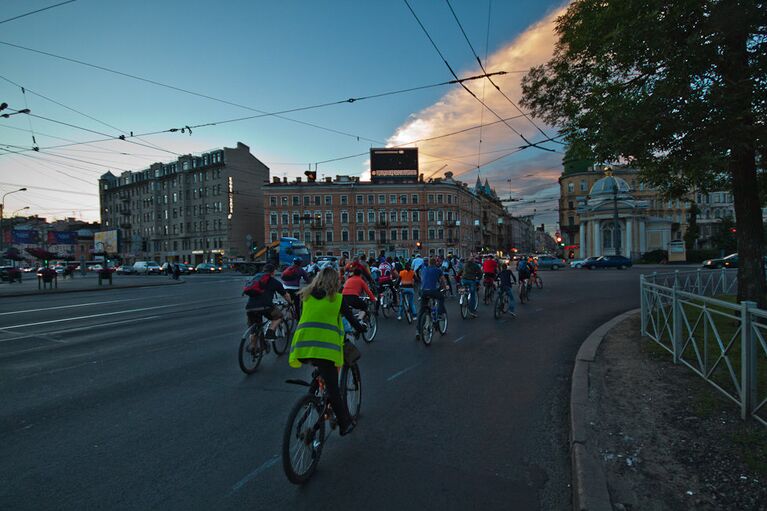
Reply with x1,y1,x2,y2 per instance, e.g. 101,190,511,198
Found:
573,313,767,510
0,273,184,298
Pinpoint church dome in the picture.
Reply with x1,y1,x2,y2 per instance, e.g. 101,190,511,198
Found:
590,175,631,196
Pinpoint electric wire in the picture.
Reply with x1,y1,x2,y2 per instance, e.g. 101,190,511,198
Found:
0,0,76,25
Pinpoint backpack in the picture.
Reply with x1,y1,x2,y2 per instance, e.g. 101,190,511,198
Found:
517,260,528,272
243,273,271,297
282,265,300,281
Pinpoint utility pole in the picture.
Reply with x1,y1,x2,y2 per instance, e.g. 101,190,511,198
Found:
0,187,27,258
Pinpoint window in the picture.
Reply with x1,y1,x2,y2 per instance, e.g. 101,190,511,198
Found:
568,201,574,210
438,229,444,240
390,229,397,241
326,231,333,242
400,195,407,204
428,229,435,240
437,194,443,204
368,230,375,241
342,230,349,242
368,194,374,204
293,212,300,224
356,211,364,223
428,194,434,204
401,229,408,241
281,213,288,225
401,210,409,221
437,210,444,221
270,231,278,242
378,194,385,204
412,210,420,221
293,231,300,239
413,229,420,240
357,230,364,241
379,210,386,223
341,211,349,224
304,230,311,241
281,196,288,206
568,183,575,193
292,196,299,206
412,194,419,204
314,196,321,206
428,210,435,221
270,213,277,225
303,196,310,206
368,211,375,223
356,194,363,205
340,195,348,205
580,180,587,192
325,211,333,225
389,210,397,222
325,195,332,205
390,194,396,204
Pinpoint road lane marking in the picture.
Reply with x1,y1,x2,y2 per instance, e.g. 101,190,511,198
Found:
230,455,280,493
387,363,419,382
0,316,163,344
535,307,544,312
0,297,172,316
453,335,466,344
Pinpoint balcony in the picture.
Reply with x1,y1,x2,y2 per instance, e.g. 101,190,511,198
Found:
375,221,388,228
120,223,132,229
310,222,324,230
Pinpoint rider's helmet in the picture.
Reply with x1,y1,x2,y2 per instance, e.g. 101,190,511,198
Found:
293,257,302,265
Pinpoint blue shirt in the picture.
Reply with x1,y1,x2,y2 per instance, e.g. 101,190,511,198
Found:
420,266,442,290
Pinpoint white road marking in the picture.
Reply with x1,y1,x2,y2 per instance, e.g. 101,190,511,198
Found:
0,297,171,316
535,307,544,312
453,335,466,344
230,455,280,493
387,363,419,382
0,316,162,344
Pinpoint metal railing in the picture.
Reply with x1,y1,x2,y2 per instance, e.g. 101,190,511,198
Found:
640,269,767,425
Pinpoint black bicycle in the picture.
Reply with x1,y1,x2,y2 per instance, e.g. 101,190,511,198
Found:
282,337,362,485
238,312,289,374
417,291,448,346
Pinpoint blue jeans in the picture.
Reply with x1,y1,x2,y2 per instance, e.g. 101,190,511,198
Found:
463,279,479,311
398,287,416,317
501,285,516,313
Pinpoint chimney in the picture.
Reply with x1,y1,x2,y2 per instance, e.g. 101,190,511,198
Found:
282,176,288,183
272,176,280,184
296,177,302,183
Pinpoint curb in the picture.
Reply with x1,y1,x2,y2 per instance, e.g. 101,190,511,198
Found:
571,308,640,511
0,279,186,298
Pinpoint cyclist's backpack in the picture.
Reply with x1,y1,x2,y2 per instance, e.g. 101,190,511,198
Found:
517,260,528,272
243,273,271,297
281,265,300,281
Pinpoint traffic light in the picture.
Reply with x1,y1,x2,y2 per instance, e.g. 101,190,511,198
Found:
416,241,422,249
729,227,737,234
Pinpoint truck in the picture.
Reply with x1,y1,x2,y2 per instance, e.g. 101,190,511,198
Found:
235,237,311,275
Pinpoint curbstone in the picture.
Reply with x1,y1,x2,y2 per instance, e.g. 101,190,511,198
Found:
570,308,640,511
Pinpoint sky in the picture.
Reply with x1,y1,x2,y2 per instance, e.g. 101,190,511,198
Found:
0,0,568,230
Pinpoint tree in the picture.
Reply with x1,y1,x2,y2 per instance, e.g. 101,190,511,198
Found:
684,203,700,251
711,217,738,254
521,0,767,306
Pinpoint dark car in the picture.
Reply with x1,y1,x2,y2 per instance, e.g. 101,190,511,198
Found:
536,255,566,270
702,253,767,269
587,255,632,269
0,266,23,282
195,263,220,273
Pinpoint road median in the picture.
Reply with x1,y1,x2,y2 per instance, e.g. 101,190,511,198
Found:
0,276,185,298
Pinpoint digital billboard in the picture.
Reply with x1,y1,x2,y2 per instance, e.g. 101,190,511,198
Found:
370,148,418,183
11,229,40,244
47,231,77,245
94,230,119,254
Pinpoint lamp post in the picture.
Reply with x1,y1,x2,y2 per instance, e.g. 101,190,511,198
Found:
11,206,30,217
0,187,27,256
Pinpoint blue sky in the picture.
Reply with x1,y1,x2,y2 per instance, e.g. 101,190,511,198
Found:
0,0,567,227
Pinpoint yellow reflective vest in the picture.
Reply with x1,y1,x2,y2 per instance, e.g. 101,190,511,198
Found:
289,293,344,368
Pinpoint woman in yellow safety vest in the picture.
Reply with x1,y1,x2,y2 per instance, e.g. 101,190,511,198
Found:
289,266,366,435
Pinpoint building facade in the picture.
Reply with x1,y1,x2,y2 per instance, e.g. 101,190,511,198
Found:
99,142,268,264
263,172,510,259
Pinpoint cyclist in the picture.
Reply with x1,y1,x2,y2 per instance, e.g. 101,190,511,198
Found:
397,261,417,320
281,257,310,316
243,263,292,351
417,258,447,332
461,256,483,316
289,267,366,436
482,254,499,284
517,257,531,289
528,256,539,286
342,268,377,320
378,256,398,307
441,255,456,296
498,263,518,317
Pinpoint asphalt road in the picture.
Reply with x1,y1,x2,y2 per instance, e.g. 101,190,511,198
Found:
0,268,652,510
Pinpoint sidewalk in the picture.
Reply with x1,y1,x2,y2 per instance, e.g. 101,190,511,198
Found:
0,273,184,298
573,313,767,510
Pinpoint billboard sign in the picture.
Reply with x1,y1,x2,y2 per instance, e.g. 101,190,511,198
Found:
47,231,77,245
94,230,119,254
370,148,418,182
12,229,40,244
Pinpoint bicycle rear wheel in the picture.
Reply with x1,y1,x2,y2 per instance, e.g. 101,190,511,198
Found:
404,294,413,324
238,325,263,374
437,311,448,334
519,283,528,304
340,364,362,420
536,276,543,289
419,312,434,346
494,294,505,319
282,395,325,485
459,292,468,319
272,321,290,356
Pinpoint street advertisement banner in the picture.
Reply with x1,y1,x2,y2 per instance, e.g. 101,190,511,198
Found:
94,230,119,254
47,231,77,245
12,229,40,244
370,148,418,183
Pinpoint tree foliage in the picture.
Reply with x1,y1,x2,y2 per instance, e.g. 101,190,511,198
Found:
521,0,767,304
684,203,700,251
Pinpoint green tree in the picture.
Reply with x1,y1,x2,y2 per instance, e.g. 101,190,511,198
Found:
521,0,767,305
711,217,738,254
684,203,700,251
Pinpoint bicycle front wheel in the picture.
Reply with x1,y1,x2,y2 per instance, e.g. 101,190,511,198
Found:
404,295,413,324
238,325,263,374
494,294,504,319
519,284,528,304
536,277,543,289
459,292,468,319
272,321,290,356
438,312,448,335
340,364,362,420
419,313,434,346
363,313,377,343
282,395,326,485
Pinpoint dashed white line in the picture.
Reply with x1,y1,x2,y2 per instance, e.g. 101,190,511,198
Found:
453,335,466,344
387,363,419,382
230,455,280,493
0,297,171,316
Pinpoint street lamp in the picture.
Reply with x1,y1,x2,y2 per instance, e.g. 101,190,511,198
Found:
11,206,30,217
0,187,27,255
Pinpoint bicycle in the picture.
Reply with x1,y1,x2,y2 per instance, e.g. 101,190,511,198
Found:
281,336,362,485
358,296,378,343
494,287,509,319
483,278,496,305
417,290,448,346
238,313,289,374
518,279,529,304
458,281,478,319
533,272,543,289
378,284,395,318
399,287,415,324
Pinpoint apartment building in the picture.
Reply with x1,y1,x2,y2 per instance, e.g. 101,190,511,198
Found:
99,142,268,264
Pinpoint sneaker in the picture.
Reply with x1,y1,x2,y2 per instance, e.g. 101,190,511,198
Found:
397,316,402,320
264,329,277,340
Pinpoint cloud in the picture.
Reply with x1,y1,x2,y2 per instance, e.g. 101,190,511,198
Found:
384,5,567,227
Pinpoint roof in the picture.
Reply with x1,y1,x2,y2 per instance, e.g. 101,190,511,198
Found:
590,175,631,196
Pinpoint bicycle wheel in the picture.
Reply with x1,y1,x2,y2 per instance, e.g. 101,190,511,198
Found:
470,291,479,313
380,289,392,318
459,292,468,319
535,276,543,289
282,395,326,485
404,294,413,324
363,313,377,343
419,312,434,346
272,321,290,356
494,294,504,319
519,283,528,304
238,325,264,374
437,311,448,335
340,364,362,421
483,286,491,305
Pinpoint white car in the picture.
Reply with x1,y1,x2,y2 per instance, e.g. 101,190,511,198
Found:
133,261,161,274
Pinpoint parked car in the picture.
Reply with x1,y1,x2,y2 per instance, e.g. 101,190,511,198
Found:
176,263,191,275
569,258,587,268
316,256,339,271
195,263,220,273
90,264,104,272
586,255,632,269
702,253,767,269
536,255,566,270
133,261,161,274
0,266,23,282
116,265,137,275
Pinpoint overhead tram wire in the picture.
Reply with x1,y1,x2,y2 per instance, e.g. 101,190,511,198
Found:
402,0,555,153
0,74,178,156
444,0,563,145
0,39,509,147
0,0,76,25
0,147,95,185
474,0,493,179
0,181,98,197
